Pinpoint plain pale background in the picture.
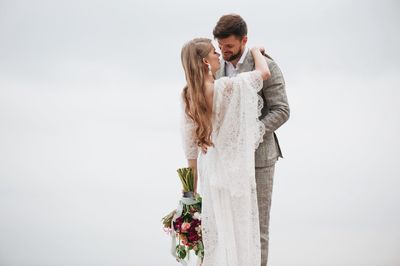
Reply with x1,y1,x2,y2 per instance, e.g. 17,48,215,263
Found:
0,0,399,265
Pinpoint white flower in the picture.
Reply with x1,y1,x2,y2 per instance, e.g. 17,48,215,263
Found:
193,212,201,220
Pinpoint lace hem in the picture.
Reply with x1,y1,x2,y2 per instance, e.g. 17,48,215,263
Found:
255,93,266,150
245,70,266,150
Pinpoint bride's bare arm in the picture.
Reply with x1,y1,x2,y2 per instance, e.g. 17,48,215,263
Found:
250,47,271,80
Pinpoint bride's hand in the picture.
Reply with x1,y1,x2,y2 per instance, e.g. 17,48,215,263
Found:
251,46,265,55
201,144,208,154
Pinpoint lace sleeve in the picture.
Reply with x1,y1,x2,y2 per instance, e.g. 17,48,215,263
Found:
179,97,199,160
236,70,265,150
237,70,263,92
214,70,266,156
216,70,263,101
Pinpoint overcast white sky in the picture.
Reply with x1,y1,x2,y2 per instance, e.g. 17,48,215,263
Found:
0,0,399,265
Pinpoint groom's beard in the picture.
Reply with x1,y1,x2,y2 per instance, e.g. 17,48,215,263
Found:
224,47,243,62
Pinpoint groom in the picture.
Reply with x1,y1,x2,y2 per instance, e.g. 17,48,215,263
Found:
213,14,290,265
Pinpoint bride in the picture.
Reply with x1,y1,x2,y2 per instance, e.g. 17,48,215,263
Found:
180,37,271,266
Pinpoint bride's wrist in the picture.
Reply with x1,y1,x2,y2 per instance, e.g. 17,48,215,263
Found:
250,47,258,53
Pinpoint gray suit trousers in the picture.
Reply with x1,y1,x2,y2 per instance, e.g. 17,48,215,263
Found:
255,162,276,266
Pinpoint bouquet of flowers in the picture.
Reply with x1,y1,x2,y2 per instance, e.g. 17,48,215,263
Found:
162,167,204,265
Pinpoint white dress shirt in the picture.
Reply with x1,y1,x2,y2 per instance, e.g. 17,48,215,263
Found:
224,47,249,77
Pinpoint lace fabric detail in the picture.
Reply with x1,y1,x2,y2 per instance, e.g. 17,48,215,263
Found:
196,70,265,266
208,70,265,196
179,97,199,159
198,169,261,266
179,71,265,160
214,71,265,149
246,71,266,150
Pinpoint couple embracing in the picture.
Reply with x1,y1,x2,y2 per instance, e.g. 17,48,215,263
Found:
180,14,290,266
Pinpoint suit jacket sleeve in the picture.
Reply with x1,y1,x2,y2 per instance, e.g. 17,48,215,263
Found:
260,60,290,133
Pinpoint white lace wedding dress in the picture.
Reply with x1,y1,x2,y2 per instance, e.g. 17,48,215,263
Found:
180,70,266,266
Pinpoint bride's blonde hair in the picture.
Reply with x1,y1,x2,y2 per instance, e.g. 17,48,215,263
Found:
181,38,215,149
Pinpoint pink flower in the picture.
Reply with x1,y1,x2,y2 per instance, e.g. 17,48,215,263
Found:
181,222,191,232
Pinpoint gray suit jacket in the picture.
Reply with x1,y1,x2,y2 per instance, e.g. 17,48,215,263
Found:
216,52,290,167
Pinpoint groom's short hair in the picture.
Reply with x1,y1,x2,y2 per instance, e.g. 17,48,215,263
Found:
213,14,247,39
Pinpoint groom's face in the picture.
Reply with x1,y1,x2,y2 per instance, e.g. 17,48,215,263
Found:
217,35,247,62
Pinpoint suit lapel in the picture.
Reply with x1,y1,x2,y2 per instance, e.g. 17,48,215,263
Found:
239,51,255,73
239,51,274,73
